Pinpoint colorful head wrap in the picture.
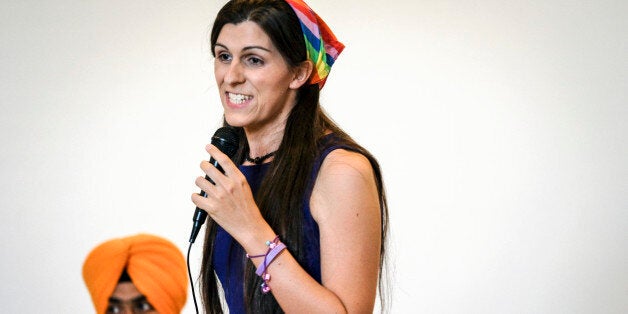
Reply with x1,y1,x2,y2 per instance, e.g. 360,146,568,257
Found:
82,233,188,314
285,0,345,89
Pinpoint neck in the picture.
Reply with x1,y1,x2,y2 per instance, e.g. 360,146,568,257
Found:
245,150,276,165
244,125,284,158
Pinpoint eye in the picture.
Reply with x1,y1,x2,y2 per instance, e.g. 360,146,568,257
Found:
216,52,232,63
105,304,122,314
134,300,155,312
245,56,264,66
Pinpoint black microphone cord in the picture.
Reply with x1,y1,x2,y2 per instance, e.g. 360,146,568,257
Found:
187,242,200,314
186,126,238,314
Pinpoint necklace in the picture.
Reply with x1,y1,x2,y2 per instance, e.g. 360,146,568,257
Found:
245,151,276,164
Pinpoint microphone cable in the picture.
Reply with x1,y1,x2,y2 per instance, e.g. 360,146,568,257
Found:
186,127,238,314
187,242,200,314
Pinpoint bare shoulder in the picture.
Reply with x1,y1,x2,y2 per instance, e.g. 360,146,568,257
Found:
310,148,379,223
318,149,374,182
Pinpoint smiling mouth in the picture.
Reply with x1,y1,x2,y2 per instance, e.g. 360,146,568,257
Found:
227,92,252,104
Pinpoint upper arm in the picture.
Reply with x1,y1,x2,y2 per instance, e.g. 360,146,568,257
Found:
310,149,382,312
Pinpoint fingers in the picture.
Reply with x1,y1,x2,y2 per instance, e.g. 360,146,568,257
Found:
192,144,236,219
192,174,217,211
191,191,214,212
195,175,213,192
200,160,218,182
206,144,239,177
198,144,235,193
195,143,246,201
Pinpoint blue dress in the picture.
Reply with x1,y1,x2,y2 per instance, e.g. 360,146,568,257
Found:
212,134,353,313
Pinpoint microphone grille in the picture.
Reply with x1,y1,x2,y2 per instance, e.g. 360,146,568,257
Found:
211,126,239,158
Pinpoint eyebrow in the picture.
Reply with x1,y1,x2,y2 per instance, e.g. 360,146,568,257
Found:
108,295,149,304
214,43,271,53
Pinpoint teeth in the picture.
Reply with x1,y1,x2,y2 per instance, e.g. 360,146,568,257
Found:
228,93,251,104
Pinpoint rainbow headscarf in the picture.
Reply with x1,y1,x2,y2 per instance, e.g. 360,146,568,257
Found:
285,0,345,89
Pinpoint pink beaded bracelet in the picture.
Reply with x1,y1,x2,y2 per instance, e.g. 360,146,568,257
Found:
246,236,287,293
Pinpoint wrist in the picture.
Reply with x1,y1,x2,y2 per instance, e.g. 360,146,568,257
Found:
245,235,287,294
238,225,277,258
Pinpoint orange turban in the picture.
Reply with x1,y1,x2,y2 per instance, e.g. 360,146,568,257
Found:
82,233,188,314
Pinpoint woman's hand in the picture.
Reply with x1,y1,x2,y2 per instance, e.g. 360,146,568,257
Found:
191,144,265,243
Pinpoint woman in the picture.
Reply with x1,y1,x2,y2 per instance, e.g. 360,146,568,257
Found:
191,0,388,313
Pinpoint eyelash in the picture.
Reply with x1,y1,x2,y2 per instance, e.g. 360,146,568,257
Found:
246,56,264,66
216,52,232,62
215,52,264,67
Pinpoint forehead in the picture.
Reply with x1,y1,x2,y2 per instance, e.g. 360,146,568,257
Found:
215,21,274,50
110,282,144,301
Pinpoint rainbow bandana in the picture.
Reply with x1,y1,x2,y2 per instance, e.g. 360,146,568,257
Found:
285,0,345,89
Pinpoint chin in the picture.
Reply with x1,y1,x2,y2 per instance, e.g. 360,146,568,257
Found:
223,115,247,128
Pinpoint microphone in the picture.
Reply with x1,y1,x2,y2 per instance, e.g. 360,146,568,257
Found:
189,126,239,243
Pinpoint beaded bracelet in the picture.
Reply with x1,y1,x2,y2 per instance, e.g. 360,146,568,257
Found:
246,236,287,293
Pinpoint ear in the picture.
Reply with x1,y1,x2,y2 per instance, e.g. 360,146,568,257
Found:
289,60,313,89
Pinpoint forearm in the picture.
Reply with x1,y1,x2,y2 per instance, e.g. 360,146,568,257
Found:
238,227,348,313
253,248,348,313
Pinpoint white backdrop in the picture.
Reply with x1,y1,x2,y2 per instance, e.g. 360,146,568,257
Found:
1,1,626,313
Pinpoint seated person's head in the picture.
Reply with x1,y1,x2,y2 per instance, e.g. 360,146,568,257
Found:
106,269,156,313
82,234,188,314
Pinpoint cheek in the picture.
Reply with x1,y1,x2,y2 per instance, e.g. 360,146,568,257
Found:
214,66,224,83
256,71,293,93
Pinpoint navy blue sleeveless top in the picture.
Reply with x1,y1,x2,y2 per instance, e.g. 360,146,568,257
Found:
212,134,353,313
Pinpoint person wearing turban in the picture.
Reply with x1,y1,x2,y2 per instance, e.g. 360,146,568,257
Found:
82,233,188,314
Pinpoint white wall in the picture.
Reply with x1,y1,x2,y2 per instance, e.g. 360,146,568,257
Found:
1,1,626,313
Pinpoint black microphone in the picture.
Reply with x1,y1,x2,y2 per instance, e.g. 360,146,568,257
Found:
189,126,239,243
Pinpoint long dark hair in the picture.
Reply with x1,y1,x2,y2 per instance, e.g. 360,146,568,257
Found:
200,1,389,313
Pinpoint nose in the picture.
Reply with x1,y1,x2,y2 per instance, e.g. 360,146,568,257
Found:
224,60,245,85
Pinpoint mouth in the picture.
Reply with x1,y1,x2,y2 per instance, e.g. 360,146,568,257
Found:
226,92,253,105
